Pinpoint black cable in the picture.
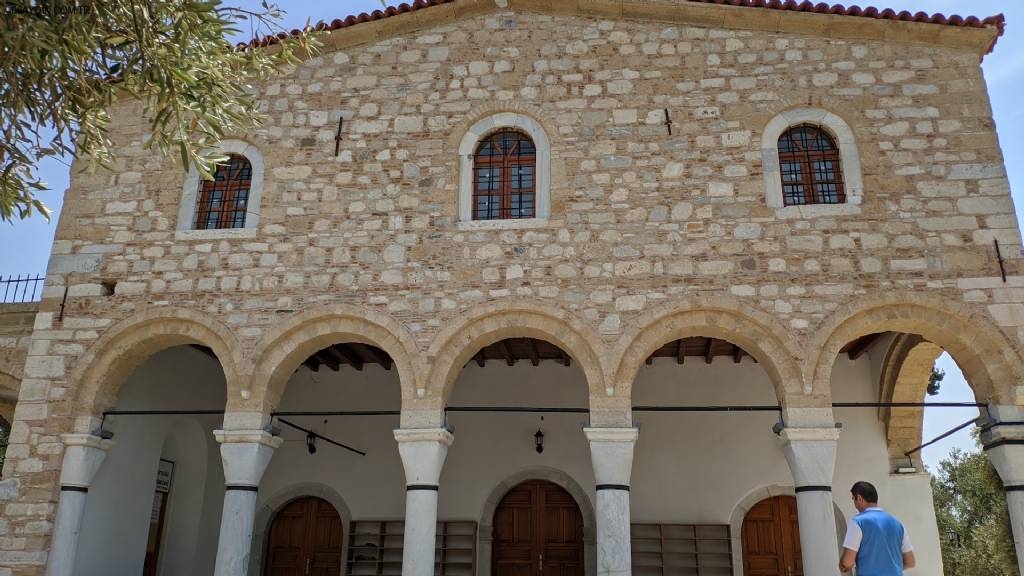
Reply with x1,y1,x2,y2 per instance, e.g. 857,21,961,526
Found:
276,417,366,456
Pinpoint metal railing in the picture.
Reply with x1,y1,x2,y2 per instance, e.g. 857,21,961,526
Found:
0,274,44,303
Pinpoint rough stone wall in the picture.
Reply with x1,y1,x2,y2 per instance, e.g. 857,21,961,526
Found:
1,5,1023,572
0,304,36,423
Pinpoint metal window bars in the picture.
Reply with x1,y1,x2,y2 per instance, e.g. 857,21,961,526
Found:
0,274,44,303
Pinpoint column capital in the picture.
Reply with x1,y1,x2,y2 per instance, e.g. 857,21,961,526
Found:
395,427,453,487
394,427,454,446
214,430,281,488
213,429,283,448
58,433,114,489
585,427,638,487
780,427,839,489
583,427,639,444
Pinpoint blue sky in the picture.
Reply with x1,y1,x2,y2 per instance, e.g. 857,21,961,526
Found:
1,1,1018,469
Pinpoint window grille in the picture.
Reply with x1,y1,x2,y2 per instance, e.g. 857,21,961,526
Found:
472,130,536,220
193,154,252,229
778,125,846,206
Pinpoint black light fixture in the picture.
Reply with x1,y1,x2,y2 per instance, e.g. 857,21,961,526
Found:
534,429,545,454
306,431,317,455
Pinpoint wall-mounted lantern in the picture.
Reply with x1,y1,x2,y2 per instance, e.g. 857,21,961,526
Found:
534,429,545,454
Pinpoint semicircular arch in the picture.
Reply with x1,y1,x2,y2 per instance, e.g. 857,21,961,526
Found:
808,292,1024,404
72,307,242,432
613,297,805,404
424,301,608,407
248,303,421,416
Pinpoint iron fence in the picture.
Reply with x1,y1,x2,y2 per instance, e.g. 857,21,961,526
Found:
0,274,44,303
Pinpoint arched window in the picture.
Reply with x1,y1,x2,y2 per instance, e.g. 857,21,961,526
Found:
472,130,536,220
192,154,252,229
778,125,845,206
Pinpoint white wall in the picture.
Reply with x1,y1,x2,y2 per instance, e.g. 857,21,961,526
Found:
76,347,226,576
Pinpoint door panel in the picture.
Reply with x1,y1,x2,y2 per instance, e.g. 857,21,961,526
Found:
266,497,342,576
494,481,584,576
741,496,802,576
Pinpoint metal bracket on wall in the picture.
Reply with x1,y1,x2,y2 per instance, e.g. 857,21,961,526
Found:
995,239,1007,282
663,108,673,135
58,286,69,322
333,116,345,157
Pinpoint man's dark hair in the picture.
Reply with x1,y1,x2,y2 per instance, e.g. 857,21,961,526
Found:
851,481,879,503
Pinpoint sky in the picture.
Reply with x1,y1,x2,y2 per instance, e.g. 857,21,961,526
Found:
1,0,1019,470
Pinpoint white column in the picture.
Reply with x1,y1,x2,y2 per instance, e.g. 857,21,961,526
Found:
982,405,1024,575
395,428,454,576
585,427,638,576
45,434,114,576
781,427,841,576
213,430,282,576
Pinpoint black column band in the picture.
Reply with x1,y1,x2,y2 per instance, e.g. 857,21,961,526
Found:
225,485,259,492
61,485,88,493
983,438,1024,451
795,485,832,493
595,484,630,491
1005,485,1024,492
407,484,439,491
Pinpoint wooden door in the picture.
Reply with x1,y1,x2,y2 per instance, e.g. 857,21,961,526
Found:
493,481,584,576
265,497,343,576
741,496,802,576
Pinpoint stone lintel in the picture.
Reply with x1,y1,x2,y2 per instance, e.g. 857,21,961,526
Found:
585,427,639,486
58,434,115,488
395,428,454,486
780,427,839,487
213,429,282,448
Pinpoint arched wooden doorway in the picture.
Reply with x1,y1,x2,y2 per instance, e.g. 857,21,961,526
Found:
493,480,584,576
265,496,343,576
741,496,802,576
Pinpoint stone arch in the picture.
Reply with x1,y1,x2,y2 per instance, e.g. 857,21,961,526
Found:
878,335,944,464
176,138,266,232
449,102,566,225
613,297,805,406
249,482,352,576
478,467,596,576
759,105,864,216
808,292,1024,405
71,307,243,433
424,301,608,409
728,484,846,576
248,303,421,418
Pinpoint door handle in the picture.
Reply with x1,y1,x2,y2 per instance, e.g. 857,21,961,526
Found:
538,553,543,573
785,566,793,576
305,557,311,576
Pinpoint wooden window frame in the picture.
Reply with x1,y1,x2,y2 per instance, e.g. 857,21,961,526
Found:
778,124,846,206
472,130,537,221
192,154,252,230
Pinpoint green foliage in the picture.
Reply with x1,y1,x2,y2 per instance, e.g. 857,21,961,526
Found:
927,367,946,396
932,443,1019,575
0,0,320,222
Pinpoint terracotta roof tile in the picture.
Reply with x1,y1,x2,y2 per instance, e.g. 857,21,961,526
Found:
240,0,1005,54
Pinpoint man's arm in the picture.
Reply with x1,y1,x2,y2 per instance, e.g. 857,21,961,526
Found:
903,550,916,569
839,548,857,573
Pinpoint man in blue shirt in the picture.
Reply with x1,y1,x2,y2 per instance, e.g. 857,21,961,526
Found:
839,481,916,575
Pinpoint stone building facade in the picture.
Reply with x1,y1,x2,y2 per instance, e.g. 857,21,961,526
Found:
1,1,1024,575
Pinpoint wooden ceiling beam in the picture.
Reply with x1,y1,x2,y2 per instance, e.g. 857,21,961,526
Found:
333,343,365,371
473,350,486,368
676,340,685,365
500,340,516,366
733,344,743,364
315,349,341,371
360,344,393,370
304,357,320,372
704,338,714,365
527,339,540,367
560,349,571,367
847,333,883,361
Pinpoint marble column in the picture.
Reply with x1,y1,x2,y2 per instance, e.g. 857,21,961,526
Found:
45,433,115,576
781,427,841,576
585,427,638,576
212,430,282,576
395,428,454,576
982,405,1024,575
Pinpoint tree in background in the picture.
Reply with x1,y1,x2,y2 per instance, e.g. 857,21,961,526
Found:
932,439,1019,575
0,1,319,222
